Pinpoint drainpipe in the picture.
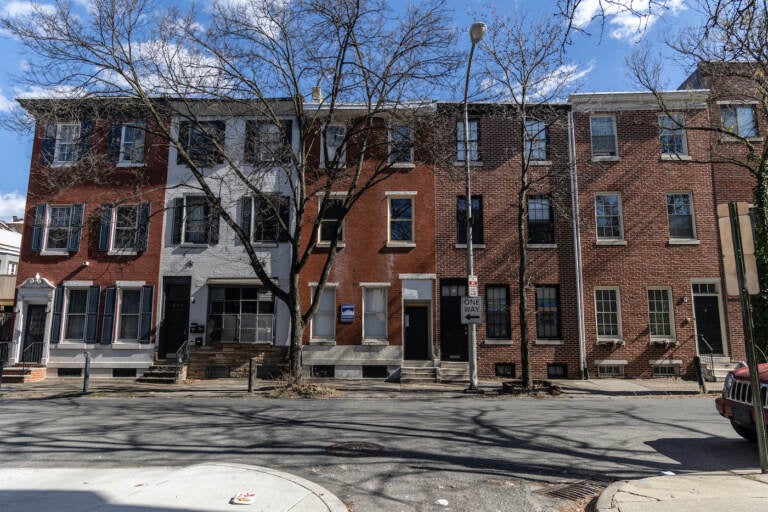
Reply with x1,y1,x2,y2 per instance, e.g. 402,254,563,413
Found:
568,110,588,379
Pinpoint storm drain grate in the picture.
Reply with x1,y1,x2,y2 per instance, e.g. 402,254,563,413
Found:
535,477,613,501
325,441,385,457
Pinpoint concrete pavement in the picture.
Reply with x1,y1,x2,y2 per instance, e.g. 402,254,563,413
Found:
0,463,349,512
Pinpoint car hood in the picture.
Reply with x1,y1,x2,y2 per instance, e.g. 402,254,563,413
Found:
732,363,768,383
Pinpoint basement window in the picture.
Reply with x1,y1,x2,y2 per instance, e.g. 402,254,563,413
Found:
652,365,678,377
547,363,567,379
362,366,389,379
57,368,82,377
598,364,625,378
113,368,137,378
310,365,335,378
495,363,515,378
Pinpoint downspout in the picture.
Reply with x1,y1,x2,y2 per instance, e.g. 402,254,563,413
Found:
568,109,588,379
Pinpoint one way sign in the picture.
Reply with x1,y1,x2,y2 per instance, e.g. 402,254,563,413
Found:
460,297,483,325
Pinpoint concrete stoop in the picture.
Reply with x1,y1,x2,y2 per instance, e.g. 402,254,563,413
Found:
439,361,469,383
0,364,47,383
136,365,183,384
400,360,437,383
702,356,742,382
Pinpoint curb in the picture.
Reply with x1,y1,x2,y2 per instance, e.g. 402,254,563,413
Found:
594,480,627,512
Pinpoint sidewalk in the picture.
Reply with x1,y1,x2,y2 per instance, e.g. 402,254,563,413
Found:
0,463,349,512
596,471,768,512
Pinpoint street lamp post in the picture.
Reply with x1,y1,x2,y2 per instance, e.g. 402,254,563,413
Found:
463,21,486,392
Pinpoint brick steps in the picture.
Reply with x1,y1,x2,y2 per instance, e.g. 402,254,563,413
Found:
0,365,47,384
136,365,182,384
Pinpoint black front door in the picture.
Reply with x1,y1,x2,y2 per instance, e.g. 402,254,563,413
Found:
404,306,429,360
440,279,468,361
694,295,724,355
160,278,191,359
21,305,46,363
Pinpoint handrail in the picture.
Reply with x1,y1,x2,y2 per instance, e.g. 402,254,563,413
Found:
0,341,10,367
20,341,44,374
698,334,716,382
755,344,768,365
175,339,191,370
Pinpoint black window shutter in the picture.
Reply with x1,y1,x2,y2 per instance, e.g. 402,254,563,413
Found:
278,196,291,242
281,120,293,161
213,121,226,164
97,204,112,252
239,196,252,243
78,120,93,161
474,198,484,244
177,122,190,165
31,204,47,252
84,285,101,343
171,197,184,244
49,286,64,344
244,120,256,163
107,124,122,162
135,202,151,251
67,203,85,252
209,199,220,245
456,197,467,244
101,287,117,344
138,285,154,343
40,123,56,165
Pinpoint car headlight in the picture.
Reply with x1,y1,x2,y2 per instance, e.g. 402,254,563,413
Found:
723,372,735,397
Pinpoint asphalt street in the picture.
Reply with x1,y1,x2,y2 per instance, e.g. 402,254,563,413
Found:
0,395,760,511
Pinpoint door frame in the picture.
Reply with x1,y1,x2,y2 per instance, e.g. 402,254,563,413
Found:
402,300,433,361
160,276,191,360
21,304,47,363
691,279,728,357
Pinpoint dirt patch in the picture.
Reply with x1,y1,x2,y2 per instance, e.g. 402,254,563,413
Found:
501,379,563,396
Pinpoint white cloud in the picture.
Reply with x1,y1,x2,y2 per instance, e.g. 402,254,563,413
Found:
573,0,687,44
0,1,55,17
14,84,86,99
0,191,26,221
531,62,595,100
0,89,15,112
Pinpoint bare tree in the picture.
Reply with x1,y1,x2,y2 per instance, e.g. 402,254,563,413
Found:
2,0,457,378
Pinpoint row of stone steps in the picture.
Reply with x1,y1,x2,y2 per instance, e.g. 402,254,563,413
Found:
0,364,47,384
136,364,182,384
701,356,742,382
400,361,470,383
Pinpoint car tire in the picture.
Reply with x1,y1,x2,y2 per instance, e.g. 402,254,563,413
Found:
730,420,757,442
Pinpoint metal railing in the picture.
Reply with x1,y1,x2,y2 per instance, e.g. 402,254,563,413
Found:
699,334,716,382
0,312,14,342
0,341,10,367
175,339,191,370
20,342,44,374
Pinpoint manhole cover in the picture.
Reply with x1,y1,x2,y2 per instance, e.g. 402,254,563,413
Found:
325,441,385,457
535,477,613,501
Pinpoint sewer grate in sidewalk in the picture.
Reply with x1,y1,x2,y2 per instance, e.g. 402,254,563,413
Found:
534,477,613,501
325,441,385,457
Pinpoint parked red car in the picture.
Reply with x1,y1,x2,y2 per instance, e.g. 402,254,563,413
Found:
716,363,768,442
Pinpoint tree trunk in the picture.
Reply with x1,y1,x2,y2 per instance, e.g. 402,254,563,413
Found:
751,160,768,359
288,273,304,381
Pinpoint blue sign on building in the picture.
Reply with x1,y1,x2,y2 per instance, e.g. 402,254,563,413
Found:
339,303,355,323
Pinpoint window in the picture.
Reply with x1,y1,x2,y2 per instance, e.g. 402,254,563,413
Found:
319,197,345,244
389,125,414,164
322,124,346,167
666,192,695,239
31,204,85,253
118,289,141,340
177,121,225,166
54,123,81,163
311,286,336,341
536,286,561,339
547,363,567,378
100,285,153,344
590,116,617,158
114,205,138,250
652,364,678,377
495,363,515,378
456,119,479,161
239,195,290,243
595,288,621,339
648,288,674,340
721,105,757,138
171,196,219,245
64,288,88,340
363,286,387,340
659,114,687,156
388,196,414,243
524,119,548,161
246,120,292,162
598,364,624,377
528,196,554,245
118,123,145,164
456,195,483,244
595,194,623,240
98,203,150,254
486,285,510,339
7,262,17,275
207,286,275,343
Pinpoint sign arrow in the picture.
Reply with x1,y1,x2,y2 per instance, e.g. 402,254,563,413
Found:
465,314,480,320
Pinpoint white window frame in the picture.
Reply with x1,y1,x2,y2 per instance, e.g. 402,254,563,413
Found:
524,119,548,162
719,102,758,139
595,193,624,243
691,279,728,358
658,114,689,159
53,122,81,164
647,286,675,343
589,115,618,160
7,261,17,275
594,287,623,344
666,191,697,243
361,283,390,344
321,123,346,168
388,125,414,165
109,204,140,255
43,204,75,255
597,363,626,378
116,286,142,342
118,122,146,166
456,119,479,162
309,283,337,343
386,191,416,247
183,194,212,246
61,281,93,343
317,193,345,246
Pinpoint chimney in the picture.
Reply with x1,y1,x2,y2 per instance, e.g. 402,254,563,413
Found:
311,86,323,103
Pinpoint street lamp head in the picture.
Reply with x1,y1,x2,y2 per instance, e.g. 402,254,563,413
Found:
469,22,486,44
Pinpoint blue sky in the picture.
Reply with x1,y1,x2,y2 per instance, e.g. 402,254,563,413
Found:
0,0,700,221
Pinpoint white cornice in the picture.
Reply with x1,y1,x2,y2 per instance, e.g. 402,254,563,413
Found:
569,90,710,112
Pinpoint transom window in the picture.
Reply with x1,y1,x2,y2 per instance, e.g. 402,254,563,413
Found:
648,288,674,339
666,192,695,239
486,285,510,339
118,123,145,164
363,287,387,340
457,195,483,244
595,288,621,338
595,193,623,240
524,119,548,161
536,286,561,339
311,286,336,340
528,196,554,244
721,105,757,138
389,125,414,164
207,287,275,344
659,114,687,156
54,123,81,163
590,116,617,158
64,288,88,340
388,196,414,243
456,119,479,161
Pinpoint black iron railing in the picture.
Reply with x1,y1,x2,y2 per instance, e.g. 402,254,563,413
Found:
175,339,190,371
20,341,44,374
0,312,13,342
699,334,716,381
0,341,10,367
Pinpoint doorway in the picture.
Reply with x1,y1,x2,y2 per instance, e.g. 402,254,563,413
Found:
21,305,46,363
692,282,725,356
440,279,468,361
404,304,430,360
160,277,191,359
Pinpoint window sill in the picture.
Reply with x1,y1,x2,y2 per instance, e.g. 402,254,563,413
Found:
309,339,336,346
40,250,71,257
362,339,389,346
596,239,627,246
720,136,762,143
389,162,415,168
484,339,513,346
51,162,77,168
591,156,620,162
526,243,557,250
180,243,210,248
252,241,279,248
116,162,146,168
527,160,552,166
596,338,624,346
108,250,138,257
668,239,700,246
454,243,485,249
386,241,416,248
55,342,88,349
113,342,152,350
660,154,691,161
535,339,563,346
453,161,483,167
649,338,678,347
316,242,345,249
